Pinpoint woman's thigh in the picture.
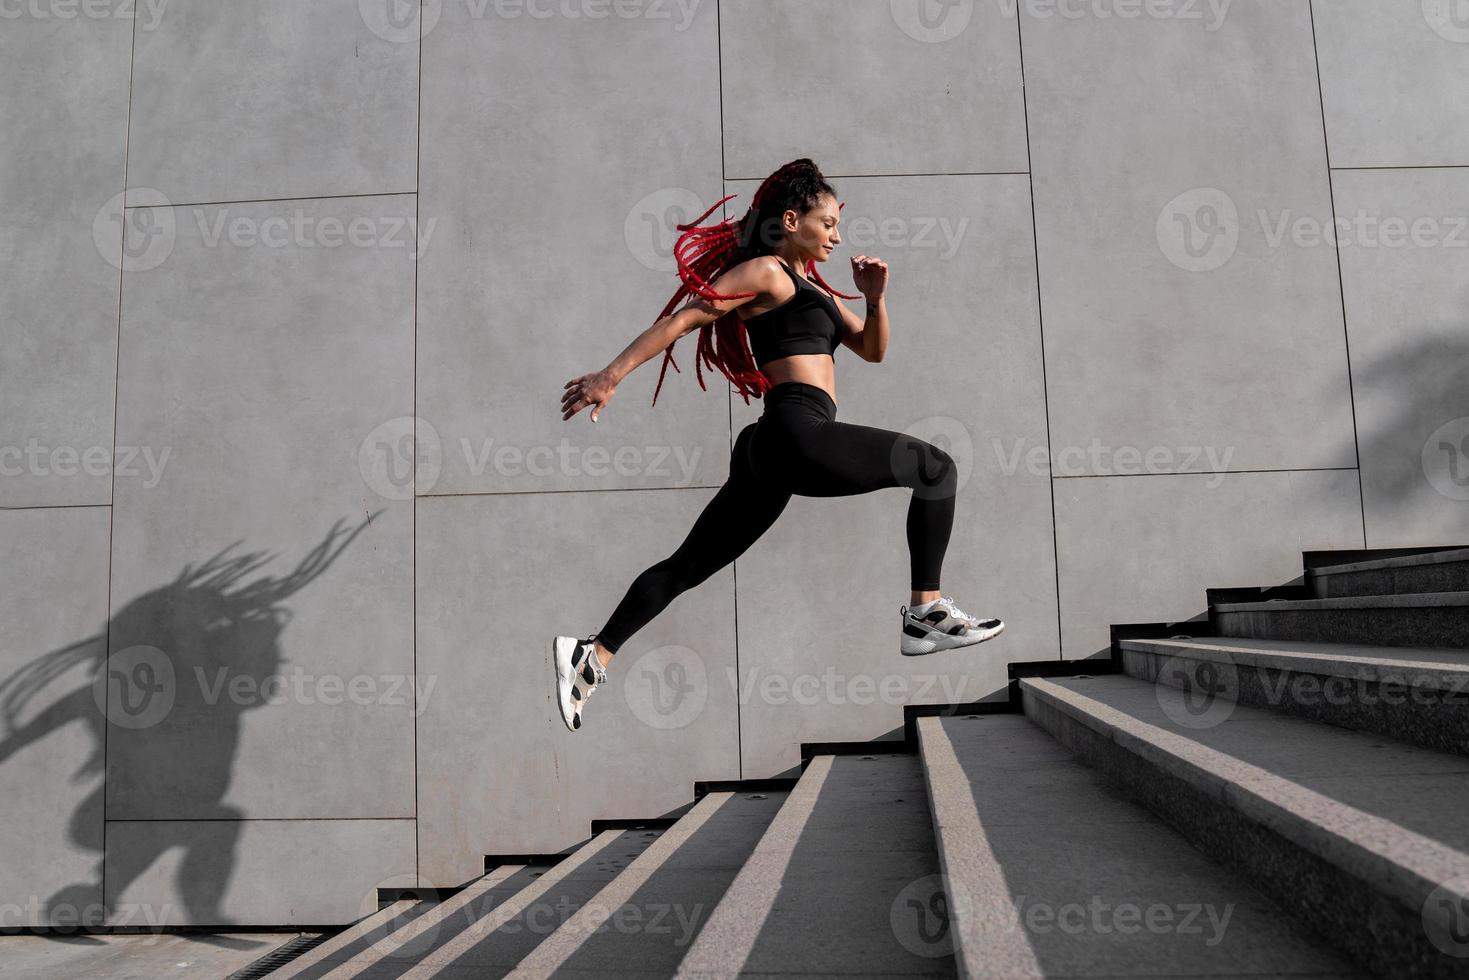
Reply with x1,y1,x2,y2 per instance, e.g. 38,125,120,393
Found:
755,414,949,499
664,422,791,572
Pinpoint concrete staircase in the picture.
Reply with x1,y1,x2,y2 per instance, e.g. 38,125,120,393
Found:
259,546,1469,979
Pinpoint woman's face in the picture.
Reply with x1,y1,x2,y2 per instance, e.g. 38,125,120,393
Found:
785,193,841,261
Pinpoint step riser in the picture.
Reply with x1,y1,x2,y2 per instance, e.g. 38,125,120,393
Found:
1313,562,1469,600
267,899,423,979
1213,607,1469,649
1021,687,1466,980
1121,648,1469,759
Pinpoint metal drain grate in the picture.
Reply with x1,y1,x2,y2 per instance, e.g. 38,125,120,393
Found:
224,932,330,979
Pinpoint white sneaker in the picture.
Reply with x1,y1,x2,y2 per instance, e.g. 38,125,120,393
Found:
553,633,607,732
900,595,1005,656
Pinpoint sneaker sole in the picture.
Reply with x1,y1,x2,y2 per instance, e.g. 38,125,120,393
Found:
552,635,580,731
901,619,1005,657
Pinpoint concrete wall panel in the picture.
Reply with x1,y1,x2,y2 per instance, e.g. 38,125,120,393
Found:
721,0,1028,178
1024,0,1356,475
108,195,417,820
0,508,112,927
1055,470,1363,660
0,17,131,507
415,0,729,497
127,0,418,205
415,490,741,885
104,818,415,926
1332,167,1469,547
1313,0,1469,168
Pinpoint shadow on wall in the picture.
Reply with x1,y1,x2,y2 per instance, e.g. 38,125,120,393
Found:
0,514,373,934
1073,313,1469,663
1347,319,1469,535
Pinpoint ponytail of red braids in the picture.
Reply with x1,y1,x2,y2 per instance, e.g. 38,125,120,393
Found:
648,159,859,408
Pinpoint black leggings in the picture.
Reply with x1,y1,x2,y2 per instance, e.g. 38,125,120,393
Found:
595,381,957,654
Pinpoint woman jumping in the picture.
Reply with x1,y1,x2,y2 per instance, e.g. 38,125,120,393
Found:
552,158,1004,732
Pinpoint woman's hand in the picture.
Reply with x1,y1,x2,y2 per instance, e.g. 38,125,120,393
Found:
562,369,616,423
851,254,888,302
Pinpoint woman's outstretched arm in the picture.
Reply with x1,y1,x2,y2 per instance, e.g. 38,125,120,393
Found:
561,259,773,422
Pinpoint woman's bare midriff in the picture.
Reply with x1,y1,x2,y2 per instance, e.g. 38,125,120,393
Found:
762,353,836,407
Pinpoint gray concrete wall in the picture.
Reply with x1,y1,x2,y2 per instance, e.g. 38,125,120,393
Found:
1,0,1463,925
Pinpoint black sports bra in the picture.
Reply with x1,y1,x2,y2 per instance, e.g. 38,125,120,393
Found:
739,259,842,368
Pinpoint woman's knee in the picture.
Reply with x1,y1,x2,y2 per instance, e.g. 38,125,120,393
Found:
646,550,718,597
904,440,957,499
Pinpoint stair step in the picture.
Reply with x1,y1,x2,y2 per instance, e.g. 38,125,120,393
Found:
675,752,951,978
1311,547,1469,599
265,898,424,979
504,788,785,978
1212,591,1469,649
304,863,529,978
1120,635,1469,756
917,713,1365,979
390,828,662,978
1020,673,1469,980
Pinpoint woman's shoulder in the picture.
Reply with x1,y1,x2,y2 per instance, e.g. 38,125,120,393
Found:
736,255,797,295
735,254,786,278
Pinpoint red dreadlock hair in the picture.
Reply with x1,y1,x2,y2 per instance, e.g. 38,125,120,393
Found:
648,158,860,408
